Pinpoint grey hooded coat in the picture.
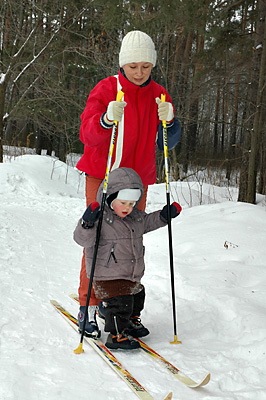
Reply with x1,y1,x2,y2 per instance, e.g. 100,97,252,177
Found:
73,168,167,283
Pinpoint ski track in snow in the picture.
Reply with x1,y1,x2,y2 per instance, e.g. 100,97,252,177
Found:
0,154,266,400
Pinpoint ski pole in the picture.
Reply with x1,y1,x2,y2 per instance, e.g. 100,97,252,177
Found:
74,90,124,354
161,94,181,345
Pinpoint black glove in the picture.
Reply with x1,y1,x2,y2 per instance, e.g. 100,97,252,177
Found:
160,202,182,221
81,202,102,229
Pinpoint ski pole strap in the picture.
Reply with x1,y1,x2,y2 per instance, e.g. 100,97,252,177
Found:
103,90,124,194
161,93,170,193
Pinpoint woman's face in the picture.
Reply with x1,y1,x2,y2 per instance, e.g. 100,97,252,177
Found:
123,62,153,86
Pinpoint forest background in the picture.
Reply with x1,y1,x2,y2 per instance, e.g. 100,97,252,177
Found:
0,0,266,204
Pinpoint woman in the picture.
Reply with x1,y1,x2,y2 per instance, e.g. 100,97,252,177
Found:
76,30,181,337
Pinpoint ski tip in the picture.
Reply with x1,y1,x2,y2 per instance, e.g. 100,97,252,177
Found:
187,372,211,388
163,392,173,400
200,372,211,386
74,343,84,354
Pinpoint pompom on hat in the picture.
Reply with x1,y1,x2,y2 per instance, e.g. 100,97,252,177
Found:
119,30,157,67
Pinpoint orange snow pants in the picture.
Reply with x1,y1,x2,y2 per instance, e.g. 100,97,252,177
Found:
78,174,148,306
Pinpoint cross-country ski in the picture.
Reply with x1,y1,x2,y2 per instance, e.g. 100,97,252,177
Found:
69,292,210,388
50,300,172,400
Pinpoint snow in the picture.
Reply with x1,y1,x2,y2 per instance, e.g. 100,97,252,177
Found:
1,154,266,400
0,72,6,85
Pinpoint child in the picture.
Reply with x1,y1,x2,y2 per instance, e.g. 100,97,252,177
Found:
73,167,182,350
76,30,181,337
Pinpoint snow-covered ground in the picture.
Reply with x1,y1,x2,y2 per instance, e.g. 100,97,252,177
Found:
1,154,266,400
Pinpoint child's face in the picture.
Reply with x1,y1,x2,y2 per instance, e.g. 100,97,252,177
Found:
112,199,135,218
123,62,153,86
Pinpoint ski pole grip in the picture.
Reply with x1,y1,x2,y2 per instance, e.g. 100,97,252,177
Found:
116,90,124,102
113,90,125,126
160,94,167,128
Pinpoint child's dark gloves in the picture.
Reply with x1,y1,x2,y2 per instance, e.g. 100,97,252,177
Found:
81,202,102,228
160,202,182,220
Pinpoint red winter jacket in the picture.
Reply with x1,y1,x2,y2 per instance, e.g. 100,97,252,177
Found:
76,70,175,185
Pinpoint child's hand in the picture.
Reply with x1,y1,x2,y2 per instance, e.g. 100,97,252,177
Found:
106,100,127,122
82,202,102,228
155,98,174,122
160,202,182,220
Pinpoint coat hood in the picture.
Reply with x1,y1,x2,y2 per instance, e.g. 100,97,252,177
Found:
96,167,144,207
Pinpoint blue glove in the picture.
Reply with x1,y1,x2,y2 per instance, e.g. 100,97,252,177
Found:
160,202,182,221
81,202,102,228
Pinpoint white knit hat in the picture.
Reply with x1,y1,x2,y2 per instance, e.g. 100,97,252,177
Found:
119,31,157,67
117,188,141,201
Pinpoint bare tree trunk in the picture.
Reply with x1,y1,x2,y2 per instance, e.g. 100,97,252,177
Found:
238,1,256,202
0,82,5,162
247,4,266,203
226,73,240,180
257,143,265,195
214,62,222,155
221,77,229,155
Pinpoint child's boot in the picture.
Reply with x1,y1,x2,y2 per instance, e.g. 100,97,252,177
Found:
78,305,100,338
124,315,149,338
105,332,140,350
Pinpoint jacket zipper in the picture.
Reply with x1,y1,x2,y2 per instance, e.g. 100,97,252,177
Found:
111,249,118,263
106,245,117,267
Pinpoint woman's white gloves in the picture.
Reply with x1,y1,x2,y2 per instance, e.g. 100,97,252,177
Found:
104,100,127,124
103,98,174,125
155,98,174,122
